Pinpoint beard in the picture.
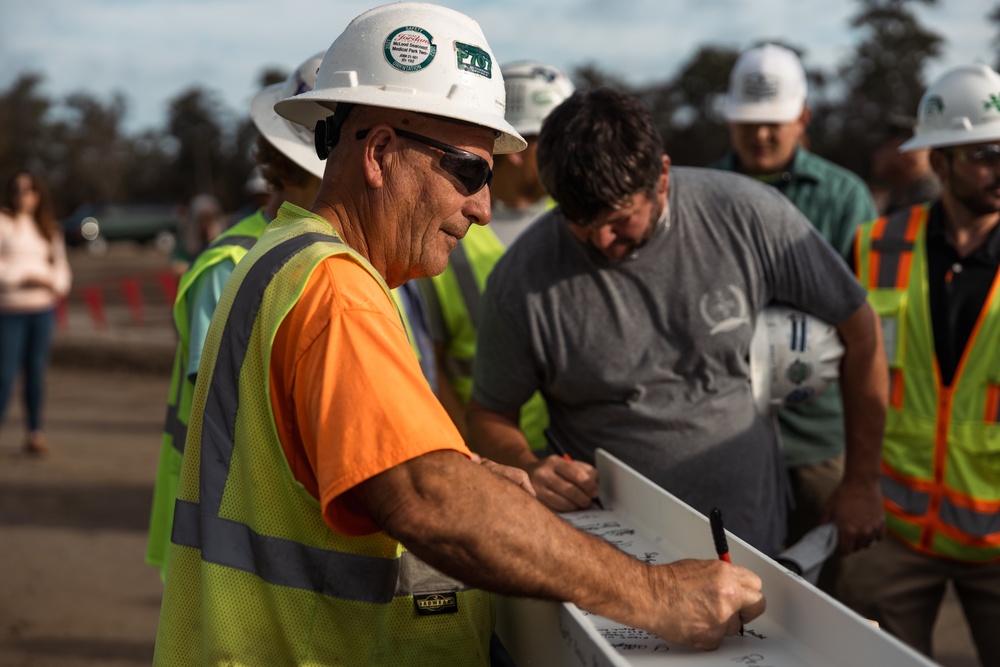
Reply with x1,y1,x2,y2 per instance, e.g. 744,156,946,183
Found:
951,178,1000,217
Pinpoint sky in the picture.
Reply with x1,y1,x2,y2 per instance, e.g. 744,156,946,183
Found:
0,0,995,133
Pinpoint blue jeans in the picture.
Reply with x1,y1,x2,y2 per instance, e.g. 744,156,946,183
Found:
0,308,55,432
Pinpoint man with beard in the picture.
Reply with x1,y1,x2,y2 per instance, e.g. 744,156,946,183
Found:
839,64,1000,665
467,87,888,559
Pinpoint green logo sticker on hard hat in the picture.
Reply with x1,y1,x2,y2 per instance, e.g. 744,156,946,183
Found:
985,94,1000,113
786,359,812,385
923,95,945,117
384,26,436,72
455,42,492,78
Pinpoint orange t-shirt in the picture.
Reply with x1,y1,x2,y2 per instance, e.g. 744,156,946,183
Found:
269,253,469,536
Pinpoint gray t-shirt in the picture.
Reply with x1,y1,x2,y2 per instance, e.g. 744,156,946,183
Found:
472,167,866,556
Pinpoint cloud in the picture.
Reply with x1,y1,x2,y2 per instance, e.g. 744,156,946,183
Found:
1,0,995,132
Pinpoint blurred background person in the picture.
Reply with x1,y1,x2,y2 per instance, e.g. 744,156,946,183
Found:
171,193,225,273
870,114,941,215
420,60,574,447
0,170,72,456
146,51,326,577
230,165,274,226
710,44,878,590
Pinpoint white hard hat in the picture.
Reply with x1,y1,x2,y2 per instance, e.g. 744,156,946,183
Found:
501,61,575,136
723,44,807,124
900,64,1000,151
274,2,525,154
749,306,844,415
251,51,326,179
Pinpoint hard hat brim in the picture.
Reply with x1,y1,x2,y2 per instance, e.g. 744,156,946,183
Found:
275,88,527,154
251,83,327,179
899,120,1000,152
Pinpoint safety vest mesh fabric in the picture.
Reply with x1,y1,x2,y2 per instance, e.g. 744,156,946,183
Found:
153,211,492,666
146,211,269,573
855,204,1000,562
429,223,550,450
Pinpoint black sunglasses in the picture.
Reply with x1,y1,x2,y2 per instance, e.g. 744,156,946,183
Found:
948,144,1000,168
355,128,493,195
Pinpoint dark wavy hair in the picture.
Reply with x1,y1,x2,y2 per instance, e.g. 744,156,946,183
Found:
252,134,315,191
537,88,665,225
3,170,59,241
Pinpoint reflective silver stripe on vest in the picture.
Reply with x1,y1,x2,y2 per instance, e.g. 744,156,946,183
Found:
881,474,930,515
164,351,188,454
940,498,1000,538
172,232,405,604
871,207,915,289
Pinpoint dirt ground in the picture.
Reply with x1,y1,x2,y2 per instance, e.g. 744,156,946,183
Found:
0,243,983,666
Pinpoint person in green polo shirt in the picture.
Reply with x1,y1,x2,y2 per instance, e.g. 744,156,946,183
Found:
709,44,878,590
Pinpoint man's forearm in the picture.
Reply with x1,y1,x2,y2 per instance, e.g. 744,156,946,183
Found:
359,450,765,649
466,397,539,470
838,302,888,482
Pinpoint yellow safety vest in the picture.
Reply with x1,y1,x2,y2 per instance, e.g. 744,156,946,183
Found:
146,210,269,574
154,206,492,665
428,223,549,450
855,204,1000,562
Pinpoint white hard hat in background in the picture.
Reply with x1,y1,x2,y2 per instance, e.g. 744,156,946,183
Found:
900,64,1000,152
244,166,272,196
251,51,327,178
749,306,844,415
501,61,576,136
274,2,526,154
723,44,807,124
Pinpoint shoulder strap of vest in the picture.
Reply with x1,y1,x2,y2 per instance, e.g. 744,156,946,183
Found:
866,205,927,290
450,240,481,330
205,234,259,252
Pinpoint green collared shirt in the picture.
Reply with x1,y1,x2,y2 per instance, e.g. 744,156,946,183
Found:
710,148,877,467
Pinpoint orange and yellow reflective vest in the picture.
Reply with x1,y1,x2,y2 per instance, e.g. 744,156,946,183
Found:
855,203,1000,562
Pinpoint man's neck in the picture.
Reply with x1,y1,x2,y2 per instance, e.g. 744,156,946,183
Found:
941,196,1000,258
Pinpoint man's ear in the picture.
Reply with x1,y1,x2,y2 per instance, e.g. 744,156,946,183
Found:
361,126,394,190
659,155,672,194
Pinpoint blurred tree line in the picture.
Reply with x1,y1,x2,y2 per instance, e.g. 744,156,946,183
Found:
0,0,997,220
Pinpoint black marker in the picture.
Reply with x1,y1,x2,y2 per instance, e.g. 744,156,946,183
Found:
709,507,743,636
544,429,604,509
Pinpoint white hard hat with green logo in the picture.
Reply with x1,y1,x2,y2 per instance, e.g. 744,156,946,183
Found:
901,64,1000,151
749,306,844,416
274,2,525,155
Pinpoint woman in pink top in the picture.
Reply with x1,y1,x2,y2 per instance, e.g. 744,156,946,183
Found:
0,170,72,455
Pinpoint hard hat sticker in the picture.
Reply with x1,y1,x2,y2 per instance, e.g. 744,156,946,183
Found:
455,42,492,79
384,27,436,72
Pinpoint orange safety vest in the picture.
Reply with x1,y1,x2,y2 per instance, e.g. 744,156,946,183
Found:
855,204,1000,562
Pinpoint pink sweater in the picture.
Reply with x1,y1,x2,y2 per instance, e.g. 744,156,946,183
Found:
0,211,72,313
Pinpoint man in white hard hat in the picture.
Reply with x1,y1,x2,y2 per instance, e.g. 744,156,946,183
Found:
420,60,573,448
467,86,887,562
145,50,327,578
710,44,879,585
152,5,765,665
839,64,1000,665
